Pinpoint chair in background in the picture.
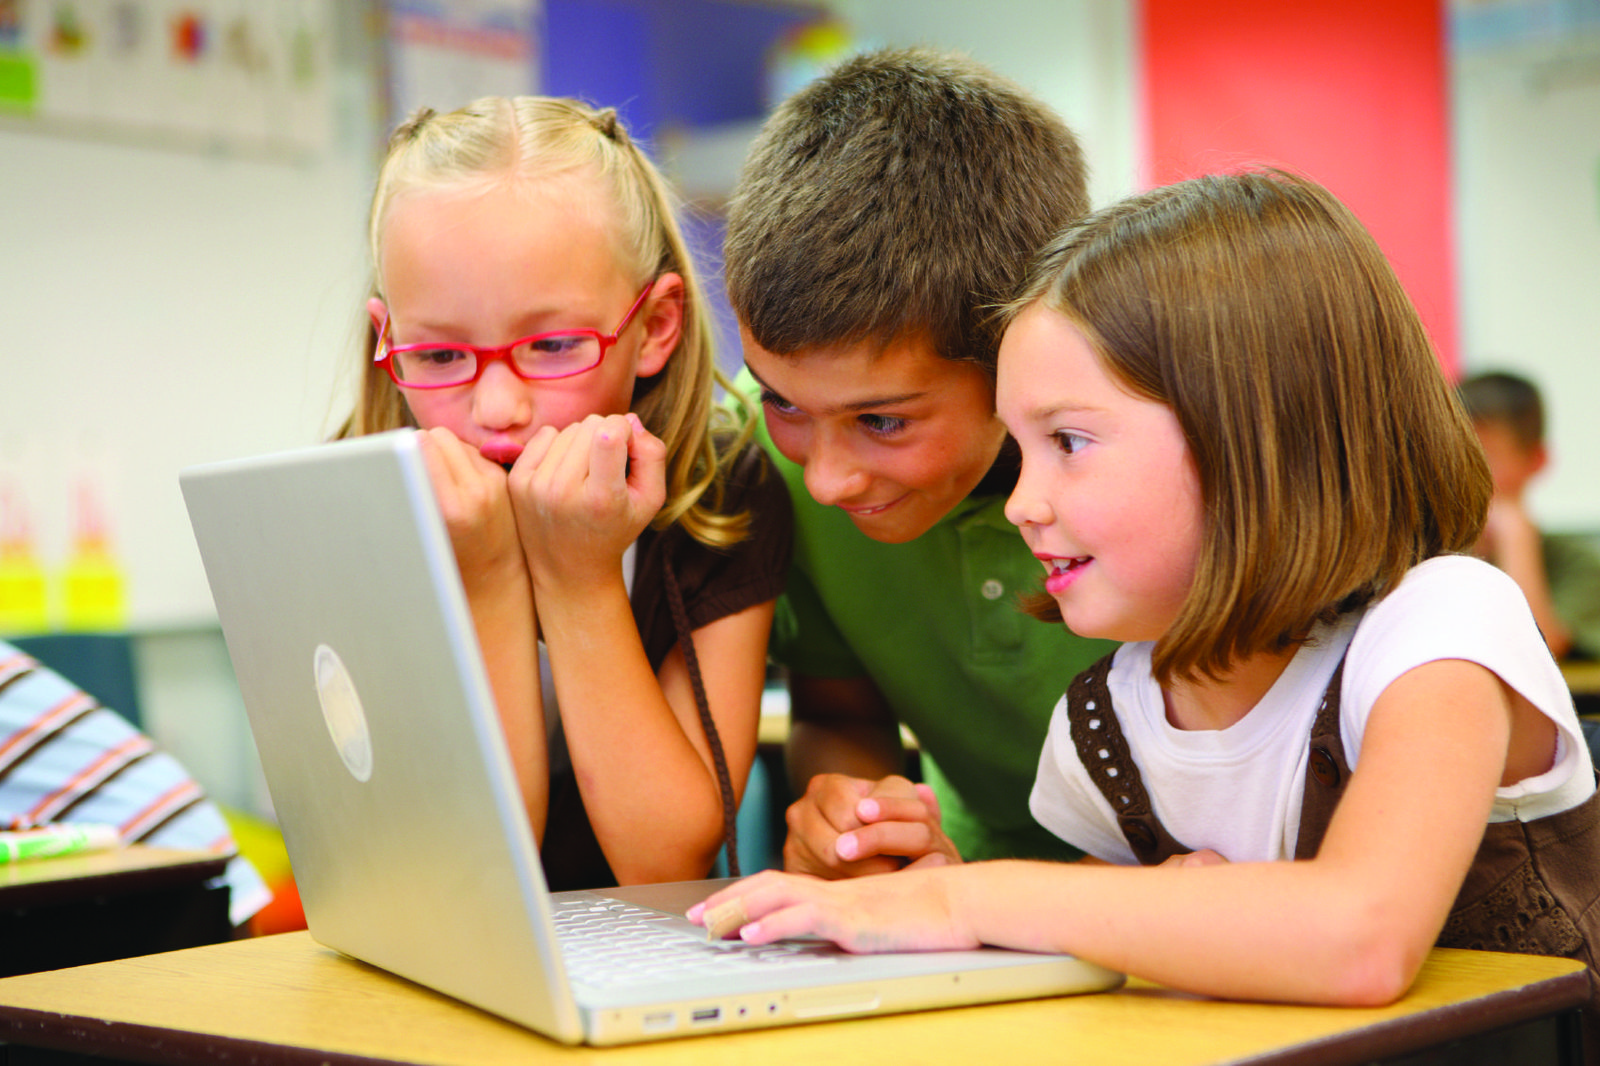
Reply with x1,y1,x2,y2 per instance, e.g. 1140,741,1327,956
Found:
9,633,143,728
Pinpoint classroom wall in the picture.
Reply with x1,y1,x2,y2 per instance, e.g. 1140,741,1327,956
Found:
1453,26,1600,530
1,16,378,634
1,5,382,809
1142,0,1457,372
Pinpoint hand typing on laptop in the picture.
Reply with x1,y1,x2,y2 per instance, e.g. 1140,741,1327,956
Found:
691,867,983,955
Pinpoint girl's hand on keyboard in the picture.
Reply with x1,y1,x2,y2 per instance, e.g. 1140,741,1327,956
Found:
688,868,980,954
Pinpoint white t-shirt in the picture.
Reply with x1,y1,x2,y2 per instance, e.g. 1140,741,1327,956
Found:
1030,555,1592,865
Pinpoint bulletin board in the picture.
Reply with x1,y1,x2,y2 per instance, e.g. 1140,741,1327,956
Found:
382,0,540,129
0,0,334,160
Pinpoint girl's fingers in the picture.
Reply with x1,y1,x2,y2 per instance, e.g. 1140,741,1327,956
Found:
689,871,796,929
417,428,502,521
509,421,585,508
623,413,668,509
417,427,472,490
516,414,656,520
514,424,561,474
535,419,589,489
690,873,853,947
734,902,823,947
587,414,633,491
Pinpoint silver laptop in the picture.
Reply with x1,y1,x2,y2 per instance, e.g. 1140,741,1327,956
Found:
179,430,1122,1046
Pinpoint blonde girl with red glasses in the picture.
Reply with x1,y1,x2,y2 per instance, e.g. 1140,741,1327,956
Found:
339,96,790,890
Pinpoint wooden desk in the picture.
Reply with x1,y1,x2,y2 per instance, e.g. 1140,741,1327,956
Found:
0,846,230,978
0,933,1584,1066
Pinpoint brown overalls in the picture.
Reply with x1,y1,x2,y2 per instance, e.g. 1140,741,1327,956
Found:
1065,653,1600,1062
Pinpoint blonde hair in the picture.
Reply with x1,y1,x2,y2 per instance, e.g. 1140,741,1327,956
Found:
338,96,750,547
1008,170,1490,684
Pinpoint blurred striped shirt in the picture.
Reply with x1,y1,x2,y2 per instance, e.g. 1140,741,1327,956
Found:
0,643,269,925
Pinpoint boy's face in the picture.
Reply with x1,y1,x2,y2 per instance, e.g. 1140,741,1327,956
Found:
742,329,1008,544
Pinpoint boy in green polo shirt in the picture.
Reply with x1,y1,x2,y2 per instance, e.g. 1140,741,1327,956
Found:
726,46,1117,876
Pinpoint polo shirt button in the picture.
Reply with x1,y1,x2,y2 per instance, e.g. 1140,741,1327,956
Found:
981,579,1004,600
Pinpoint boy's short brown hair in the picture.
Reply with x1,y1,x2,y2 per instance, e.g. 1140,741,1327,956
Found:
725,46,1089,373
1458,371,1545,451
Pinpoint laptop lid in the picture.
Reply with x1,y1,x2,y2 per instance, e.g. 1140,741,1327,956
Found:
182,430,585,1043
181,430,1122,1046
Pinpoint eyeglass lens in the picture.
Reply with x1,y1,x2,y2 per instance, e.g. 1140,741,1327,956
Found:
391,333,602,386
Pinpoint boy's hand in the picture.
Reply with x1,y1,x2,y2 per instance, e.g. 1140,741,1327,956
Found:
688,868,978,954
783,774,961,878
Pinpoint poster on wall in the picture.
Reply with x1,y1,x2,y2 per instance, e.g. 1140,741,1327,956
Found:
1451,0,1600,50
0,0,332,158
382,0,539,127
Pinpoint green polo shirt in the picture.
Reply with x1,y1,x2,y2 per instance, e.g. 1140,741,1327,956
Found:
733,371,1117,862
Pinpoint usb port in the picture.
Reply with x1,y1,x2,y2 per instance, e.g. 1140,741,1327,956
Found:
641,1011,675,1033
691,1007,721,1025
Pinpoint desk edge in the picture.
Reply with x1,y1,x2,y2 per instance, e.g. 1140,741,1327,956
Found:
0,1005,408,1066
1230,964,1589,1066
0,849,230,911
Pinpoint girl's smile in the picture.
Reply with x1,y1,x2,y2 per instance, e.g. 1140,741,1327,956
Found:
1041,553,1092,596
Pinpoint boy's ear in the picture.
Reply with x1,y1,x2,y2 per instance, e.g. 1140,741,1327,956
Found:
1529,441,1550,477
634,273,684,380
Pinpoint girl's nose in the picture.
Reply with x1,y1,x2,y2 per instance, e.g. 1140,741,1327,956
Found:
1004,467,1052,528
470,361,534,430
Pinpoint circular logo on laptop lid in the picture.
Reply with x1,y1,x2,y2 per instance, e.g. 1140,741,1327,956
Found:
313,643,374,782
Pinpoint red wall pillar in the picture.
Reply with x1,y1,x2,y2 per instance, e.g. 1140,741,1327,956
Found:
1140,0,1458,373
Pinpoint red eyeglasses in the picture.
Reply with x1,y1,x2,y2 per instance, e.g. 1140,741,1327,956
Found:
375,283,653,389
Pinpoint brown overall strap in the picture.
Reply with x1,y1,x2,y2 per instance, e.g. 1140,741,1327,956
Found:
1294,659,1351,860
1066,654,1192,865
1067,653,1352,865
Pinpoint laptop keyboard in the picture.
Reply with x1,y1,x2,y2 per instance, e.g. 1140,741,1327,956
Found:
551,898,843,987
